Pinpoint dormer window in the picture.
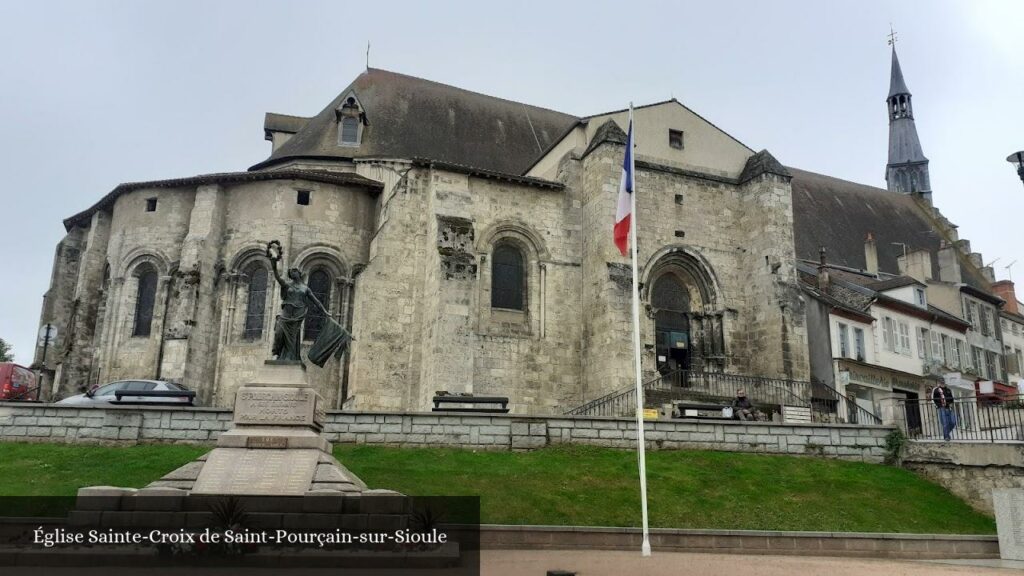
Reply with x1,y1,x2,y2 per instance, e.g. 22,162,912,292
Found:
335,95,364,146
914,288,926,307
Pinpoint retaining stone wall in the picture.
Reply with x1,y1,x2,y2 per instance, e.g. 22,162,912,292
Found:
902,442,1024,514
0,403,893,462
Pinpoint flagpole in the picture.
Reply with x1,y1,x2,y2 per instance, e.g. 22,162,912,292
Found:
627,103,652,557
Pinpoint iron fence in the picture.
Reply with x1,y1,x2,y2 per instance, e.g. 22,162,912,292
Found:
898,394,1024,442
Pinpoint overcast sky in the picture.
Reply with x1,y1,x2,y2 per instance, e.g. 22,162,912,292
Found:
1,0,1022,365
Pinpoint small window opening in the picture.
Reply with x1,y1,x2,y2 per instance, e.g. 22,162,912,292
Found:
669,129,684,150
145,198,157,212
674,194,684,205
674,230,685,238
297,190,311,206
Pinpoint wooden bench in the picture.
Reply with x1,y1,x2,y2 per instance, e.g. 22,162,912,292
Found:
432,395,510,414
112,389,196,406
674,401,733,420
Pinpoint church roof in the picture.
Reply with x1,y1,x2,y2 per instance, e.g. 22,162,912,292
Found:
888,49,911,98
739,150,790,183
888,118,928,166
251,68,579,175
789,167,943,274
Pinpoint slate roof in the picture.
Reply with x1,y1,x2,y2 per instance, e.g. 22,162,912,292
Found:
739,150,790,184
581,119,627,158
796,262,969,331
790,167,943,275
867,276,924,292
264,113,310,136
888,49,911,98
251,68,579,175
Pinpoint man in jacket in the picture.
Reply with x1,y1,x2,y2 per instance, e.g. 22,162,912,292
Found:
732,389,757,421
932,381,956,441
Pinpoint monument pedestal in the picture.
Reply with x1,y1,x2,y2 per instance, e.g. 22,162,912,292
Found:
147,361,368,495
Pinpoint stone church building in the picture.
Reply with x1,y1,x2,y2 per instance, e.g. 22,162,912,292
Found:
35,52,994,414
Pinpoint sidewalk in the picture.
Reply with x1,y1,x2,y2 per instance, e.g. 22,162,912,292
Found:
479,550,1024,575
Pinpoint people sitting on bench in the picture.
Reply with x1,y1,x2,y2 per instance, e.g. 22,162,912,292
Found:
731,389,759,421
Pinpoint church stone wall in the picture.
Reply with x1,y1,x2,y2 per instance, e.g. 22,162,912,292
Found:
98,187,195,388
211,179,376,408
348,164,585,415
39,158,811,414
44,178,377,409
736,173,809,381
347,164,432,411
33,228,86,396
572,142,809,403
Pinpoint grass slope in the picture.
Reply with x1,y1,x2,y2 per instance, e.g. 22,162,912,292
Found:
0,442,208,496
0,442,994,534
334,444,995,534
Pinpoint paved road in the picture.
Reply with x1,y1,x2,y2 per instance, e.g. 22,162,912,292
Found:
480,550,1024,576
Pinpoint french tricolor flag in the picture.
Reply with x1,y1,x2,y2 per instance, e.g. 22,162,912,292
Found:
613,118,635,257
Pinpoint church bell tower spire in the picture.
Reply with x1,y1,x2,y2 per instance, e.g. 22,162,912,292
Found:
885,34,932,199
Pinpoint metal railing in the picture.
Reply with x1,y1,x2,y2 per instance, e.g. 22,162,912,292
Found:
811,381,884,426
566,370,885,426
566,370,811,418
898,394,1024,442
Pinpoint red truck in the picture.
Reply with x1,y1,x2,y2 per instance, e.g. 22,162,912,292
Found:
0,363,39,401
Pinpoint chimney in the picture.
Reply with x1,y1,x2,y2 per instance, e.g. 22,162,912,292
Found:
818,247,830,292
897,249,932,283
864,233,879,276
993,280,1019,315
937,242,962,283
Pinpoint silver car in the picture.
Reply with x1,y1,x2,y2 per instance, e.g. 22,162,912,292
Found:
55,380,193,406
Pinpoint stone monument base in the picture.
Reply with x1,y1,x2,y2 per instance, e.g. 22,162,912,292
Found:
78,361,391,502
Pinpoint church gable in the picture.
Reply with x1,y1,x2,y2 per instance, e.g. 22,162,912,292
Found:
527,100,754,180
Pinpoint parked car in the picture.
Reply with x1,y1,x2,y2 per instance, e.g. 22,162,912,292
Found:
55,380,193,406
0,363,39,401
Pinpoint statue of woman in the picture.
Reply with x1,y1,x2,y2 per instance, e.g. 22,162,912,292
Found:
265,241,351,365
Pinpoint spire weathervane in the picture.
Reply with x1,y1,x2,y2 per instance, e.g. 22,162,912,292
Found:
887,24,898,47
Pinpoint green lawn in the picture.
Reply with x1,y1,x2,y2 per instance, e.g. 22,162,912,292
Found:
0,442,209,496
0,442,995,534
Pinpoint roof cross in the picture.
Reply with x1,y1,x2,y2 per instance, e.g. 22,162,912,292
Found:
888,25,898,47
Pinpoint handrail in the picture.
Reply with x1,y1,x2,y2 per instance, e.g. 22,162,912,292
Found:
565,370,815,417
564,369,681,416
811,380,883,425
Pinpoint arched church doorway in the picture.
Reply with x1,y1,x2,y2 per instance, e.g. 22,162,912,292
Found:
644,247,724,375
651,273,691,374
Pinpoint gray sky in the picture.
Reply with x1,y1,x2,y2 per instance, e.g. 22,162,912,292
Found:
1,0,1022,366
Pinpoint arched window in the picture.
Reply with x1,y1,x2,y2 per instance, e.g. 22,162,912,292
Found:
337,96,361,145
304,268,332,341
491,243,525,311
132,264,158,337
341,116,359,144
243,262,269,340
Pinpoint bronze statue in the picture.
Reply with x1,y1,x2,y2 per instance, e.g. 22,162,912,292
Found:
265,240,352,366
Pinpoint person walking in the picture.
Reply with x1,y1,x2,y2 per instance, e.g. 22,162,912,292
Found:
932,381,957,441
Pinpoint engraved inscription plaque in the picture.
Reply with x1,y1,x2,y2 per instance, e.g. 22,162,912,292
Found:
234,386,318,427
994,489,1024,560
192,448,319,495
246,436,289,449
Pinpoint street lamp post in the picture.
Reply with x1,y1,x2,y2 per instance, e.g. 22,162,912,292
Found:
1008,151,1024,187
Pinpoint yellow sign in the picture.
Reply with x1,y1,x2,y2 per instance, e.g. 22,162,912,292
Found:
642,409,659,420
